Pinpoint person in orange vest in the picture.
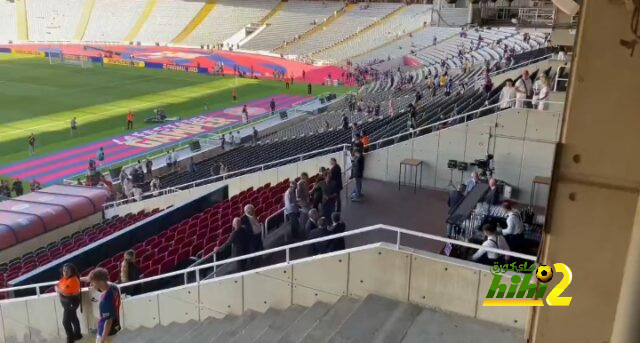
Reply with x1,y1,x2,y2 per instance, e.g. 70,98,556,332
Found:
56,263,82,343
126,110,135,130
232,88,237,102
360,130,370,153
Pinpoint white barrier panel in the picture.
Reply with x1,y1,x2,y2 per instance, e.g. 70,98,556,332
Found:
292,253,349,307
1,299,30,342
409,254,480,318
199,275,243,319
158,285,200,325
243,266,292,313
122,293,160,330
475,271,530,330
26,296,61,341
348,247,411,302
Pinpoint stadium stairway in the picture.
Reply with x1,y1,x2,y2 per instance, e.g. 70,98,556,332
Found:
16,0,28,40
74,0,96,40
172,0,217,44
124,0,158,42
258,0,287,25
42,294,523,343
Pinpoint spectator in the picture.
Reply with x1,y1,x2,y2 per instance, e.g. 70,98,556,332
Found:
327,212,346,252
219,162,228,175
515,70,532,108
120,250,141,295
284,181,301,239
499,79,516,109
242,205,263,266
215,217,253,272
165,151,173,170
472,223,510,265
145,159,153,180
220,134,226,150
12,178,23,197
150,177,160,193
305,208,320,236
0,180,10,197
534,75,551,110
28,133,36,155
171,149,178,168
89,268,121,343
187,157,196,173
270,98,276,114
229,132,235,146
500,201,525,251
341,113,349,130
56,263,82,343
30,179,42,191
448,184,466,214
297,172,311,226
484,178,501,205
242,105,249,123
234,131,241,145
483,70,493,94
466,171,480,192
308,217,330,255
311,167,328,212
328,158,343,213
350,150,365,201
252,127,259,145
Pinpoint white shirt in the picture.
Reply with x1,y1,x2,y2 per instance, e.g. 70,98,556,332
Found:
502,211,524,236
284,188,298,215
537,85,550,110
171,152,178,163
499,87,516,109
472,234,510,260
165,154,172,165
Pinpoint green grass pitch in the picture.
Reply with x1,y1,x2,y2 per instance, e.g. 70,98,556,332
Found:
0,54,352,166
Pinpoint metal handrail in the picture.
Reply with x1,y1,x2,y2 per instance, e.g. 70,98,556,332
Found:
1,223,537,297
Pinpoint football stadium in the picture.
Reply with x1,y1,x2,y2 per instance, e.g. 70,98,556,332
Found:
0,1,638,342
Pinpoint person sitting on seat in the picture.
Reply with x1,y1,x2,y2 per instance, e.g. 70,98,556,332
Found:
472,223,510,265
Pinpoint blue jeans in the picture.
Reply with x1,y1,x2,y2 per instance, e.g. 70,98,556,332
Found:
352,178,362,198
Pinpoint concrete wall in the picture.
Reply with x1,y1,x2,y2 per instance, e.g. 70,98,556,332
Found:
0,212,102,263
0,244,529,341
365,108,562,207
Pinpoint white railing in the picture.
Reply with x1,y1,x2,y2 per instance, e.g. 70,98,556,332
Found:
1,224,537,299
101,54,558,210
103,94,563,211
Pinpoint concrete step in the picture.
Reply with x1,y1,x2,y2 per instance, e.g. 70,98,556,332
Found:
298,297,361,343
370,302,423,343
252,305,307,343
401,307,524,343
276,302,332,343
176,316,233,343
211,311,258,343
229,308,280,343
156,320,200,343
327,294,404,343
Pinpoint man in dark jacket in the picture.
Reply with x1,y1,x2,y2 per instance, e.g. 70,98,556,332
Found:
327,212,346,252
351,150,364,201
448,184,467,214
305,209,320,236
308,217,330,256
216,217,253,272
328,158,343,214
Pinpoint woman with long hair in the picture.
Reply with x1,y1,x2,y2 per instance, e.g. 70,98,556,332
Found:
55,263,82,343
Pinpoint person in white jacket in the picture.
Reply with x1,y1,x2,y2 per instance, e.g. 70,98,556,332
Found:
515,70,532,108
499,79,516,110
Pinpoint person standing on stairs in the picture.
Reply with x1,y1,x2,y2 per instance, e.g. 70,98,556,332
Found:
56,263,83,343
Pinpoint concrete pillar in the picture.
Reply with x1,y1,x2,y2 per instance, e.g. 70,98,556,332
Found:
530,1,640,343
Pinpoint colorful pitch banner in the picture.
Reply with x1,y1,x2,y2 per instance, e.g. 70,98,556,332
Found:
103,57,145,68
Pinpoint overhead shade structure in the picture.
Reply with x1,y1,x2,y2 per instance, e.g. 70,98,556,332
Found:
0,185,110,251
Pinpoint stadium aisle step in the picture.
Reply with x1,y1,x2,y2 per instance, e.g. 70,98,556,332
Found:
276,302,332,343
252,305,307,343
211,310,258,342
370,301,423,343
228,308,281,343
298,296,361,343
401,307,524,343
326,294,404,343
181,315,238,343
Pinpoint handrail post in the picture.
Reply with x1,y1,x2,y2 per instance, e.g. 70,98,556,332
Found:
213,253,217,276
396,230,401,250
184,271,188,285
286,248,290,264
